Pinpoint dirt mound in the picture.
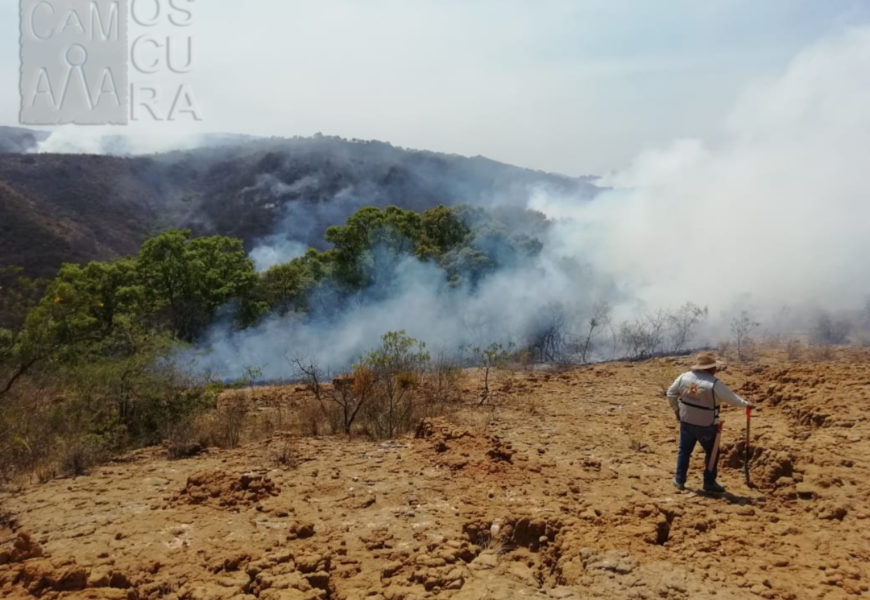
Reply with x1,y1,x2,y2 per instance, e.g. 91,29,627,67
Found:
463,516,561,553
171,469,280,508
241,548,332,600
415,417,474,448
415,417,514,473
0,532,43,565
0,529,139,597
721,442,796,488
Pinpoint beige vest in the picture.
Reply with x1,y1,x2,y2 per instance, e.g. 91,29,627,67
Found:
675,371,719,426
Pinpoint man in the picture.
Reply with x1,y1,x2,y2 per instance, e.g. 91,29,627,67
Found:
666,351,753,493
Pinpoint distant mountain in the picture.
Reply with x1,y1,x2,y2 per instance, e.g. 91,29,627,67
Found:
0,134,602,283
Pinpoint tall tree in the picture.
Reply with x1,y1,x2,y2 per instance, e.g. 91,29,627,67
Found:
138,230,258,342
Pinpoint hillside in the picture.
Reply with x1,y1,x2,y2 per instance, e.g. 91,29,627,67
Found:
0,154,173,280
0,134,600,283
2,348,867,599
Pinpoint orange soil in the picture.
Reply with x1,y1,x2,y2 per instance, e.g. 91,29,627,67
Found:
2,349,869,599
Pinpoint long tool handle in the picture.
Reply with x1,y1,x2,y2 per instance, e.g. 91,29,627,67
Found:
743,407,752,483
707,421,723,472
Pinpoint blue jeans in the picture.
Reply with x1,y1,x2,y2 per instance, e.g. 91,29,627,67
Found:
675,421,719,487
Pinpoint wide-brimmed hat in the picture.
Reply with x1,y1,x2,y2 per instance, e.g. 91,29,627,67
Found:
691,352,725,371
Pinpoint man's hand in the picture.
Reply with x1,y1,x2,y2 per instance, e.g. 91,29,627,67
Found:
674,410,680,422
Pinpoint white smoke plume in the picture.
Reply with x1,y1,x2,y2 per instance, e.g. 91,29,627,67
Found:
536,26,870,319
188,27,870,381
191,247,610,381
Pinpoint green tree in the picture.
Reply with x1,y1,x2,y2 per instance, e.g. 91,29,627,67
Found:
417,205,471,260
324,206,421,289
0,266,46,329
1,258,147,397
137,230,259,341
257,259,318,315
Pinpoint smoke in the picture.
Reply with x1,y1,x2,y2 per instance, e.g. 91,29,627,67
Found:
188,27,870,380
191,242,612,381
244,174,324,270
33,125,253,155
246,180,378,271
535,26,870,317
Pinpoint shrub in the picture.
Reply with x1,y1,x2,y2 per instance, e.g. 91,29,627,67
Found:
59,435,108,477
357,331,430,439
811,312,851,346
730,310,760,361
666,302,708,353
619,312,667,360
421,353,463,408
463,342,515,405
271,437,300,469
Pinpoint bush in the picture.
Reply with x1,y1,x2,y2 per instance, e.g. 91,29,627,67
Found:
292,359,366,435
58,435,108,477
357,331,430,439
666,303,708,353
270,437,300,469
527,304,568,363
0,359,218,480
463,342,515,405
619,312,666,359
421,353,463,407
811,312,851,346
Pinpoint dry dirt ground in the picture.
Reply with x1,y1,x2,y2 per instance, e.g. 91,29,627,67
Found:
2,349,869,599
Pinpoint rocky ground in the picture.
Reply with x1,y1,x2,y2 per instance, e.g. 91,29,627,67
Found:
1,348,868,599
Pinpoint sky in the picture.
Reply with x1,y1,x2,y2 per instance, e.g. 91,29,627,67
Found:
3,0,870,175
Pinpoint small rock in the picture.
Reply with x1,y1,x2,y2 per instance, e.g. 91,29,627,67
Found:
817,505,848,521
109,572,132,589
471,551,498,569
381,561,403,578
444,576,464,590
87,568,111,587
289,521,316,539
56,567,88,591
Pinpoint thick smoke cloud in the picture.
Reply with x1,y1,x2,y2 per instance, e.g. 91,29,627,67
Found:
188,27,870,381
191,245,611,381
535,26,870,320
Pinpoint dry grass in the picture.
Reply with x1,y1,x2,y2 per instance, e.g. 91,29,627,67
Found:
269,436,301,469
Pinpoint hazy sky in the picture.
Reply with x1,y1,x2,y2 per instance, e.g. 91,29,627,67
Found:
3,0,870,175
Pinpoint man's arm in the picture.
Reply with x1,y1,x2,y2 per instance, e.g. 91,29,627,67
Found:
666,376,681,415
713,380,753,408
